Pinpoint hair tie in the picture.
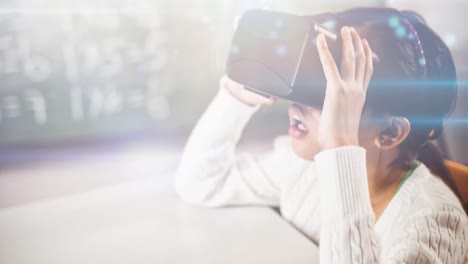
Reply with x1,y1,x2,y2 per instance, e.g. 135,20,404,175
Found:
428,120,443,140
428,129,435,139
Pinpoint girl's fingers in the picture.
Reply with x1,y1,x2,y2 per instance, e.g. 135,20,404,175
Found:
316,33,341,84
340,26,355,83
362,39,374,91
350,27,366,85
261,96,276,105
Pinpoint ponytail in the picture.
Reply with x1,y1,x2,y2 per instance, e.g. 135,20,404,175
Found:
417,141,464,203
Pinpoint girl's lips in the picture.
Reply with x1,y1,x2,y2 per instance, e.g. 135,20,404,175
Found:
289,104,308,129
288,103,322,140
288,104,309,139
289,124,308,139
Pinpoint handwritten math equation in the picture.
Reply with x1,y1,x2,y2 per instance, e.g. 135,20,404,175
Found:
0,7,172,128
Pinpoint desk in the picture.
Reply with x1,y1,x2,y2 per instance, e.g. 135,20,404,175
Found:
0,176,319,264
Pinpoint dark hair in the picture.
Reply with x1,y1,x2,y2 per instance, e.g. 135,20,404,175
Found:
318,8,463,201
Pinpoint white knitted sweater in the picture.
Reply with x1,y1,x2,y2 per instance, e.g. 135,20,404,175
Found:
175,82,468,263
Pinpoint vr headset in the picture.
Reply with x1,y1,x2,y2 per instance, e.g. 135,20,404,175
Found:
226,9,368,107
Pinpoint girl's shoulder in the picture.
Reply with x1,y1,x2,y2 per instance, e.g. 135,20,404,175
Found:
378,164,467,256
393,162,466,222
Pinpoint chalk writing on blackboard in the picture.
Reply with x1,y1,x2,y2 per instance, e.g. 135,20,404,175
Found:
0,6,173,142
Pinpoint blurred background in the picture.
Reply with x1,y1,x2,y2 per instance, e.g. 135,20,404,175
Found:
0,0,466,208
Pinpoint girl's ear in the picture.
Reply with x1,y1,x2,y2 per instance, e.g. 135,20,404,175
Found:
374,116,411,149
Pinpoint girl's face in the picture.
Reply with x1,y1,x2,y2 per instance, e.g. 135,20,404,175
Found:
288,103,382,161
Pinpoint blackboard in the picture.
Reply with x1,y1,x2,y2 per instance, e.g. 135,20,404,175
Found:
0,1,248,144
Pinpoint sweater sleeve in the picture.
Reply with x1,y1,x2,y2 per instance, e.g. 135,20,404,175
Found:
315,146,468,264
174,76,287,207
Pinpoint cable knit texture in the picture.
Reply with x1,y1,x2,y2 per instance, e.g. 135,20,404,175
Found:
175,80,468,263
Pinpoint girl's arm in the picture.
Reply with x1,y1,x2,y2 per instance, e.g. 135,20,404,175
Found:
174,77,299,207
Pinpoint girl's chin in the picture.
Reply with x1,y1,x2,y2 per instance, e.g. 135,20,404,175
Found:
291,138,320,161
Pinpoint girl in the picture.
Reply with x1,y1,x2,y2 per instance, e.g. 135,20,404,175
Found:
175,7,468,263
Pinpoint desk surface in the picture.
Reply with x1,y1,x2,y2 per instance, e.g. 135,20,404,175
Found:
0,177,318,264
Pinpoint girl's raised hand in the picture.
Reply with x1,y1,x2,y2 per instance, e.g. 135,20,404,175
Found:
315,26,374,150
